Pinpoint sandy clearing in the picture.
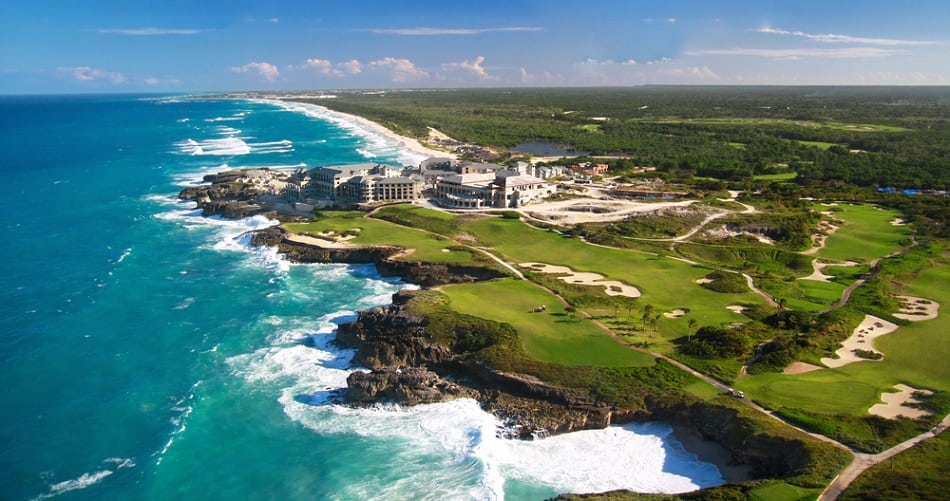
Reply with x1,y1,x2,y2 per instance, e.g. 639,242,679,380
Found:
783,361,823,375
520,262,641,298
894,295,940,322
522,198,697,226
869,384,934,420
799,259,859,282
726,305,747,314
695,278,714,284
821,314,899,368
664,309,686,318
285,233,350,249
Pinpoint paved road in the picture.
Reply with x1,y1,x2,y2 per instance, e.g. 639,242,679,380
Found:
819,413,950,500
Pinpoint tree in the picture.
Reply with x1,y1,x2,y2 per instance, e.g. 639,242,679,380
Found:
642,304,655,330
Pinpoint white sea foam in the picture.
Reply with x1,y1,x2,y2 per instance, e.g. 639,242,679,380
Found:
34,470,113,500
225,279,722,498
174,137,251,156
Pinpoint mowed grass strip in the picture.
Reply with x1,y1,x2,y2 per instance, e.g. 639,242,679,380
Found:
284,211,473,263
816,203,911,263
441,278,655,367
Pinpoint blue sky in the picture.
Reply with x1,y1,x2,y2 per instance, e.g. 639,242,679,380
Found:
1,0,948,93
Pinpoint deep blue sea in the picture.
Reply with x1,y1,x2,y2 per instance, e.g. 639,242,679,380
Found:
0,94,724,500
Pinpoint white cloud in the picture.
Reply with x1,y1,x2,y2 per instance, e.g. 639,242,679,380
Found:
230,61,281,81
56,66,126,84
97,28,203,35
297,58,344,77
666,18,677,24
579,58,640,67
292,58,364,77
340,60,362,75
755,27,935,46
658,66,720,80
367,57,429,82
370,26,541,36
441,56,492,80
686,47,910,59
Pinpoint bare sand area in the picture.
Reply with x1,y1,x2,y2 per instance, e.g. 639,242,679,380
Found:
890,217,907,226
783,362,823,375
803,213,843,256
869,384,934,420
799,259,859,282
664,309,686,319
726,305,747,314
285,233,350,249
671,424,753,483
821,315,898,368
520,262,641,298
522,198,696,226
695,278,714,284
894,295,940,322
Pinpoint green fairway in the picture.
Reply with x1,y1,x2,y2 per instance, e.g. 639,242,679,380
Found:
462,217,767,350
814,203,911,263
796,140,843,150
284,210,475,263
739,258,949,416
753,171,798,181
441,279,655,367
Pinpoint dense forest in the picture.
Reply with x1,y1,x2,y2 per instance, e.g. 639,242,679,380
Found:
296,86,950,190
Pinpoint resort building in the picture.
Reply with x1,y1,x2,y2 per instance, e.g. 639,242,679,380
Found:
302,163,422,205
435,169,553,209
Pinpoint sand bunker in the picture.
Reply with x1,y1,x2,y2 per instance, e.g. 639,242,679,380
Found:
799,259,859,282
890,217,907,226
821,315,898,368
894,295,940,322
695,278,714,284
664,309,686,318
726,305,747,314
783,362,823,375
869,384,934,420
521,262,641,298
803,217,842,256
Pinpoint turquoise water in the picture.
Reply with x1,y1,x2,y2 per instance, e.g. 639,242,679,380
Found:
0,95,723,500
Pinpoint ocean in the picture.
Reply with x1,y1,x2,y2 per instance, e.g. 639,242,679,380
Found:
0,94,724,500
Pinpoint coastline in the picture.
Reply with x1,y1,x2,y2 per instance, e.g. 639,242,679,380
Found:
671,424,753,484
254,97,456,162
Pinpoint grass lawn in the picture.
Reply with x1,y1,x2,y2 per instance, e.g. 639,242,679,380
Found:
748,481,823,501
796,279,846,309
462,217,768,352
283,210,474,263
738,258,949,415
441,278,655,367
815,203,911,264
796,140,843,150
753,171,798,181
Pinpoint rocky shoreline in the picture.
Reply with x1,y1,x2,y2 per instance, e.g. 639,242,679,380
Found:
179,178,844,492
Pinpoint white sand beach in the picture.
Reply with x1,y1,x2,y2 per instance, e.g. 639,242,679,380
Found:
821,314,898,368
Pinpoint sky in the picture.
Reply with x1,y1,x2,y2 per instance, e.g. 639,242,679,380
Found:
1,0,948,93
